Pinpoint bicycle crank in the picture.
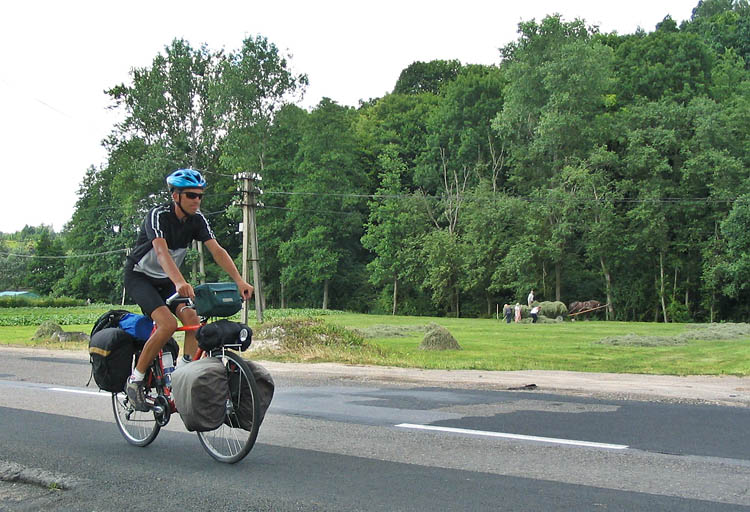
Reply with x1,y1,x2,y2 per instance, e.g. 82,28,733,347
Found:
152,395,171,426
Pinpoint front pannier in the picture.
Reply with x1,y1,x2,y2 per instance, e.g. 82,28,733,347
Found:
89,327,136,392
171,357,228,432
226,361,274,430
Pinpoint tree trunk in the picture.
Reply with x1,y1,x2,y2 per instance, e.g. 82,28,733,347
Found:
280,280,286,309
392,277,398,316
455,285,460,318
487,296,492,317
659,252,668,323
260,280,266,311
192,241,198,282
600,256,613,321
322,279,329,310
197,241,205,284
555,261,561,302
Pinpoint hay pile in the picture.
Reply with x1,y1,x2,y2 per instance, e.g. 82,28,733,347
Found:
32,321,64,340
419,323,461,351
539,301,568,318
354,324,427,338
598,322,750,346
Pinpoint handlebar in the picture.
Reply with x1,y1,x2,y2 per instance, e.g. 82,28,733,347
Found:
165,293,194,308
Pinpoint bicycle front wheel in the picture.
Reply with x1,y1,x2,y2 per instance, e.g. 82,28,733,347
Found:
197,351,261,463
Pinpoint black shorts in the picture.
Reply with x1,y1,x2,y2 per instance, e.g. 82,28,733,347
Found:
124,269,180,317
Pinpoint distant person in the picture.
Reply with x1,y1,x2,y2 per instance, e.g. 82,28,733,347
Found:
530,305,541,323
514,303,522,323
527,289,535,307
503,304,512,323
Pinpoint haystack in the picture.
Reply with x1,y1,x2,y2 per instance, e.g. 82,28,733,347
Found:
419,323,461,351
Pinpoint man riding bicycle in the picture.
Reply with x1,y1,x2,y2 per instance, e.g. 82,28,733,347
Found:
124,168,253,411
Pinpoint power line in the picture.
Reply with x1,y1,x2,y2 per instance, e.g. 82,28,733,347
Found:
0,249,128,260
264,189,750,206
263,205,360,216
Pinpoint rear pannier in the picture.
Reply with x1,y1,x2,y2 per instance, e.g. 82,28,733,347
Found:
171,357,229,432
89,327,136,392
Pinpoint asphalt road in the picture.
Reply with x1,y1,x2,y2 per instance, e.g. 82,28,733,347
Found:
1,348,749,511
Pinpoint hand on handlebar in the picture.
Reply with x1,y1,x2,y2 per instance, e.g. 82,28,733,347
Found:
175,281,195,299
237,280,254,300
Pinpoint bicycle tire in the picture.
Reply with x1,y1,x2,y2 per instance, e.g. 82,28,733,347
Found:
197,350,261,463
112,354,161,447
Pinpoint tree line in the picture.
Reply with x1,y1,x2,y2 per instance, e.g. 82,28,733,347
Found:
4,0,750,322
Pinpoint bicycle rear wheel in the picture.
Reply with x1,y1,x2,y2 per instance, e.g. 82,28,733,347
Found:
112,356,160,446
197,351,261,463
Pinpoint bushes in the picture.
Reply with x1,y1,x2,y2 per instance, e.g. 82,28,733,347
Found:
0,296,85,308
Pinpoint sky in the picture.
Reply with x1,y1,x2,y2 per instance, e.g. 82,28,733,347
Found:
1,0,698,234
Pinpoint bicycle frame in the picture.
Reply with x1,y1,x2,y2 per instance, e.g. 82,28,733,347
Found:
145,323,202,416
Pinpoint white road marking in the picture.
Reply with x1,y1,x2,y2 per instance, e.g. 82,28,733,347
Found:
48,387,110,397
396,423,629,450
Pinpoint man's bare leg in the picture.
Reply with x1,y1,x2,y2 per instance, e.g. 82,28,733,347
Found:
135,306,177,374
175,305,200,359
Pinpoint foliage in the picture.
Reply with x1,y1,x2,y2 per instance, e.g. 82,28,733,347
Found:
393,60,463,95
0,296,84,308
10,4,750,322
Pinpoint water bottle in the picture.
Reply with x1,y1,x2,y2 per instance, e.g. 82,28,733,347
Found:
162,351,175,388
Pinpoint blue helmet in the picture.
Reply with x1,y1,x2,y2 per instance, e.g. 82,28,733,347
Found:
166,169,206,191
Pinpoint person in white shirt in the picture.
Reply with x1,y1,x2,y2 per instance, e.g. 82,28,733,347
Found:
530,305,541,323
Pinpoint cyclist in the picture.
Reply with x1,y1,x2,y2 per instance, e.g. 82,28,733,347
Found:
124,168,254,411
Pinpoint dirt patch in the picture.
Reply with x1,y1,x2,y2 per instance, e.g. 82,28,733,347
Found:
250,317,373,355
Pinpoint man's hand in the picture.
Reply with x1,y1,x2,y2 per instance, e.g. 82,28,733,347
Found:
237,280,254,300
176,281,195,299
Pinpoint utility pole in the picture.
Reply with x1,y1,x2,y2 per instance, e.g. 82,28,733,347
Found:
235,172,264,323
121,248,131,306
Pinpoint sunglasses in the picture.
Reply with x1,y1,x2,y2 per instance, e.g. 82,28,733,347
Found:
182,192,203,200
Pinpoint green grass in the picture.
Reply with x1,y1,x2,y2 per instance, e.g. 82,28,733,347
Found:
317,314,750,376
1,307,749,376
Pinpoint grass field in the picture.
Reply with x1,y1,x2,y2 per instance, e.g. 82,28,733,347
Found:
1,306,749,376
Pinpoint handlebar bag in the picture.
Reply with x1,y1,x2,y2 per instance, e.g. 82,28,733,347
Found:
171,357,229,432
193,283,242,318
88,327,136,392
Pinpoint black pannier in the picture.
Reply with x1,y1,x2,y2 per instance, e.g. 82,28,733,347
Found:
90,309,131,338
196,320,252,352
89,327,136,392
226,360,274,430
171,357,228,432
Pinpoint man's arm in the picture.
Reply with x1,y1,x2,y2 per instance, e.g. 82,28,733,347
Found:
152,238,194,298
204,239,254,300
